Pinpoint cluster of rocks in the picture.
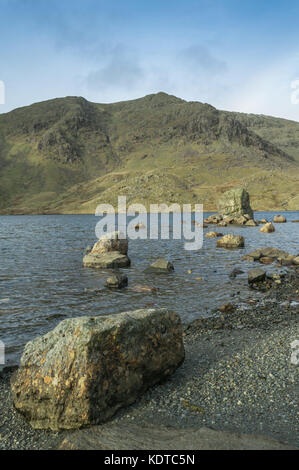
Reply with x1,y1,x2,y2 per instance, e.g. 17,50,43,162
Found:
204,188,258,227
84,232,174,290
204,212,258,227
242,247,299,267
205,188,291,232
11,309,184,431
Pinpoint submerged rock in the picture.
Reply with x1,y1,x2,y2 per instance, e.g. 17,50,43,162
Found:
106,274,128,289
217,188,253,219
259,222,275,233
229,268,244,278
217,234,245,249
11,309,184,431
145,258,174,273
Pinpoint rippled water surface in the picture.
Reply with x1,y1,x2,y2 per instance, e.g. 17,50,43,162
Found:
0,211,298,367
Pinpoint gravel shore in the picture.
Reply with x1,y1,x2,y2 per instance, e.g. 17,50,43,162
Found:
0,270,298,450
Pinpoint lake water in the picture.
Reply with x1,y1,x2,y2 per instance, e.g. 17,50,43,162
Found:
0,211,298,368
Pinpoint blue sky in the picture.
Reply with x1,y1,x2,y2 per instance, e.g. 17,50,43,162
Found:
1,0,299,120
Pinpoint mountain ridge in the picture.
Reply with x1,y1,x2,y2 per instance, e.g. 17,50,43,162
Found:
0,92,298,214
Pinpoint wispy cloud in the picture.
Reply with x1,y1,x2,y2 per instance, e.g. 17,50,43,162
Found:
85,46,144,92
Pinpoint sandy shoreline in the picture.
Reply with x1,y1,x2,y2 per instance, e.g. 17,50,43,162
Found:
0,270,298,450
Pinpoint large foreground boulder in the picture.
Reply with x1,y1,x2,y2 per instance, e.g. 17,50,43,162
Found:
217,188,253,219
216,234,245,249
83,231,130,268
11,309,184,431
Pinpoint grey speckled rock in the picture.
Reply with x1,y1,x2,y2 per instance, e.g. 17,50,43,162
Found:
83,252,131,268
217,188,253,219
11,309,184,431
248,268,266,284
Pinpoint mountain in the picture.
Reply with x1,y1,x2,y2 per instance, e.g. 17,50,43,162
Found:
0,92,298,214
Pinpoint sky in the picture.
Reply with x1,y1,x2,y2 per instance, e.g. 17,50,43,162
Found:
1,0,299,120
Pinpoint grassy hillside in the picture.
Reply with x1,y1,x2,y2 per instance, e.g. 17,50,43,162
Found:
0,92,298,214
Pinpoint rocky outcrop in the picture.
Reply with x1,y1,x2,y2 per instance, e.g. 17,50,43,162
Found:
216,234,245,249
11,309,184,431
259,222,275,233
83,231,130,268
217,188,253,219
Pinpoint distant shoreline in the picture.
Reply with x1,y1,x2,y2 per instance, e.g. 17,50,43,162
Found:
0,209,298,216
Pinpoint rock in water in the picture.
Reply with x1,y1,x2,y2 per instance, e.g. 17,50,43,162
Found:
145,259,174,273
83,231,130,268
273,215,287,223
216,234,245,248
106,274,128,289
259,222,275,233
245,219,258,226
248,268,266,284
91,231,128,255
11,309,184,431
83,252,131,268
205,231,223,238
217,188,253,219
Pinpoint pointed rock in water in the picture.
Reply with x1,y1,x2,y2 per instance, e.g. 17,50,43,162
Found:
217,188,253,219
91,231,128,255
11,309,184,430
83,231,130,268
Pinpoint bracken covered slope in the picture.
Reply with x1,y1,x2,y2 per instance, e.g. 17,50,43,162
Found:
0,92,298,213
